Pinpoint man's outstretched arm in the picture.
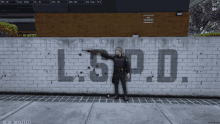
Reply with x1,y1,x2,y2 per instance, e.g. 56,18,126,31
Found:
97,51,114,60
83,49,114,60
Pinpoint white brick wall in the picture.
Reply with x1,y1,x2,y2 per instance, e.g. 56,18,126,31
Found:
0,37,220,96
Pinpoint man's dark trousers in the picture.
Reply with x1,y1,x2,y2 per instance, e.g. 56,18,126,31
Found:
112,72,127,96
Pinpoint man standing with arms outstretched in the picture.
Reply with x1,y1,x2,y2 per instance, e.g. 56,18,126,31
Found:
85,47,130,101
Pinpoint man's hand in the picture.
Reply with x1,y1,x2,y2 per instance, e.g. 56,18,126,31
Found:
127,73,130,78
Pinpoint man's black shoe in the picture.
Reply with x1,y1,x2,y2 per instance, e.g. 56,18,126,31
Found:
113,95,119,99
124,96,129,101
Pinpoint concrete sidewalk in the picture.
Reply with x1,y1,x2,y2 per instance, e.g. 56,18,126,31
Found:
0,100,220,124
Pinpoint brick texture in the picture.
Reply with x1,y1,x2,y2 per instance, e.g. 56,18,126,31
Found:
0,37,219,96
35,12,190,37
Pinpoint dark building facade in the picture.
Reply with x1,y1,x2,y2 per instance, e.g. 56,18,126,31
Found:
0,0,190,37
0,0,189,13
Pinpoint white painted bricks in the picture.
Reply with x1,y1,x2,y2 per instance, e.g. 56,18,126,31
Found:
0,37,220,96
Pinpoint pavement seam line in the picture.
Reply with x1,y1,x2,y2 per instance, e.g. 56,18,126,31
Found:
79,96,83,102
72,97,77,102
65,96,70,102
85,101,95,124
0,101,33,122
52,96,58,102
199,99,212,105
86,97,89,102
154,104,173,124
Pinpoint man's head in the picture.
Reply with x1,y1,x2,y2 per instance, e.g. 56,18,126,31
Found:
115,47,122,57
